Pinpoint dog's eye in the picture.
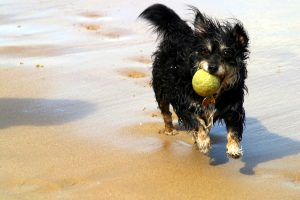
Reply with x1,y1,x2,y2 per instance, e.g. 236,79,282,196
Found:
222,49,233,58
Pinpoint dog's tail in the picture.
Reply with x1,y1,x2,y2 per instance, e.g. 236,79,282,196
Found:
139,4,192,38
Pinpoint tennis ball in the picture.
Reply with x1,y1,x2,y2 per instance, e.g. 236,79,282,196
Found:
192,69,220,97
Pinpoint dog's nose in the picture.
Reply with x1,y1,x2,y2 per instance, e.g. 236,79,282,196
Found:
208,65,218,73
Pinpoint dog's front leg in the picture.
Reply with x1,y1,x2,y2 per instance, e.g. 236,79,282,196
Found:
193,124,211,155
224,110,245,159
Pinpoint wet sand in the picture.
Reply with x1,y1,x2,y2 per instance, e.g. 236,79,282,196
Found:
0,0,300,199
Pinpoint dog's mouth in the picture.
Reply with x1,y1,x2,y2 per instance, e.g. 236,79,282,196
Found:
197,61,225,80
196,61,242,91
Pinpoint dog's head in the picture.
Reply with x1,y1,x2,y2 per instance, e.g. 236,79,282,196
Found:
190,8,249,91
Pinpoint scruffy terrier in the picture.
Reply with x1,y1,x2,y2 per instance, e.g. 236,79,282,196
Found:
139,4,249,158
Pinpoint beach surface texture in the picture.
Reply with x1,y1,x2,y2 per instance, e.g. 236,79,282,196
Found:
0,0,299,199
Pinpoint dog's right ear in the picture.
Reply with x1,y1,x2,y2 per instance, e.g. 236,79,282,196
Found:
189,6,208,34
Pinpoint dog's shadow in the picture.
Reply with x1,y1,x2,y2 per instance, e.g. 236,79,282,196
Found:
0,98,96,129
209,117,300,175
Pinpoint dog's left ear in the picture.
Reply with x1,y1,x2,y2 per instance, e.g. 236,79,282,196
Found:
232,23,249,47
189,6,209,34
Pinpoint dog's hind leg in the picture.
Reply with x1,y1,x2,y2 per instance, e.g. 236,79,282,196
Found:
158,101,178,135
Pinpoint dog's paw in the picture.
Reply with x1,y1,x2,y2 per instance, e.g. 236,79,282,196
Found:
226,143,243,159
195,136,211,154
158,128,178,136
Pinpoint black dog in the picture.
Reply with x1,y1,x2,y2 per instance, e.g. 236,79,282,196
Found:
139,4,249,158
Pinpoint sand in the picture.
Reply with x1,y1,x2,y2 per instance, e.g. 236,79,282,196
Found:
0,0,300,199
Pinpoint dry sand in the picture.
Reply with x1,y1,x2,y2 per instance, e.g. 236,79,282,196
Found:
0,0,300,199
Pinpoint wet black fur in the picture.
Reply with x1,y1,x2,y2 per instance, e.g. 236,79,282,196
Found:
139,4,249,141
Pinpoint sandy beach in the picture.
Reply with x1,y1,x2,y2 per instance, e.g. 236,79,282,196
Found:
0,0,300,199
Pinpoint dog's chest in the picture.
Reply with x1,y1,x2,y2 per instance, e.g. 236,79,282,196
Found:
198,97,218,132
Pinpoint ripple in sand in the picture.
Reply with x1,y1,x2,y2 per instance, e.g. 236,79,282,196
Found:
0,45,63,57
81,24,101,31
101,31,121,39
80,11,103,18
2,176,89,193
117,68,147,78
129,55,152,64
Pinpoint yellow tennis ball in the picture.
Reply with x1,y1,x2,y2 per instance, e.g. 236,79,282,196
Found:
192,69,220,97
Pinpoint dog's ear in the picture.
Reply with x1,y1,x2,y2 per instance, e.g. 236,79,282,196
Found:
232,23,249,47
189,6,208,33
